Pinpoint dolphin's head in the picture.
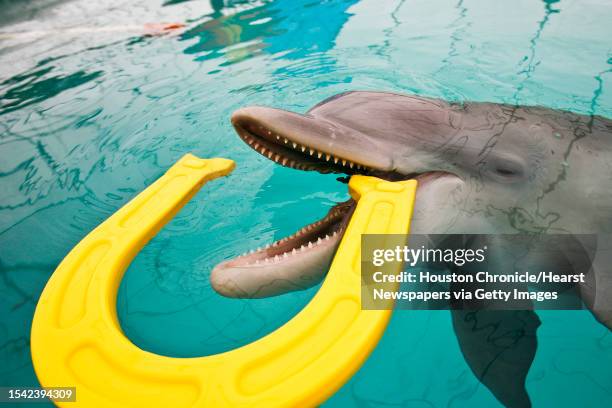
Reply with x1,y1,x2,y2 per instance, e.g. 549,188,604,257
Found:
211,91,612,297
229,92,462,179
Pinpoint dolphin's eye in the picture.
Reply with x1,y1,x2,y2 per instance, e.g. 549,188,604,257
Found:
486,157,525,182
495,166,518,176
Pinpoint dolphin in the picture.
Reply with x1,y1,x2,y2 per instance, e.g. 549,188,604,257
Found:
211,91,612,303
210,91,612,407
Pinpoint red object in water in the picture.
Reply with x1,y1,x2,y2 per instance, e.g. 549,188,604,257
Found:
143,22,186,36
163,23,185,31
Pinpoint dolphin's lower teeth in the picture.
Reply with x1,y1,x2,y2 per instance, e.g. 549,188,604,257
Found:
214,200,355,269
245,231,338,265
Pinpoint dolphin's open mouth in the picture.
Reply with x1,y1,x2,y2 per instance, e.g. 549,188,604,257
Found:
211,108,419,297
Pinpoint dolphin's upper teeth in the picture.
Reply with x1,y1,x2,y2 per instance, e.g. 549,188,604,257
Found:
242,128,373,175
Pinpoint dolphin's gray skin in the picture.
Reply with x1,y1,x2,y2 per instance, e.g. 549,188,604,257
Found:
211,91,612,305
210,91,612,408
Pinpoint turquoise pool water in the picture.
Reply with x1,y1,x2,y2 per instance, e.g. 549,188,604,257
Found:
1,0,611,406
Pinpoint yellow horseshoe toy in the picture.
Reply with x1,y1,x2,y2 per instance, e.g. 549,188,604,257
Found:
31,154,417,407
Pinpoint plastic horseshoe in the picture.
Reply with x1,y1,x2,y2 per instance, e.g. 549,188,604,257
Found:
31,154,417,407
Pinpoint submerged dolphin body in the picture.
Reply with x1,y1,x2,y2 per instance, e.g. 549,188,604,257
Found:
210,91,612,407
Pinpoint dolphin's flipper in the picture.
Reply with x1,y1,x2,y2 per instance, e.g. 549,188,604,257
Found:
447,236,539,408
450,237,540,408
451,308,540,408
575,235,612,329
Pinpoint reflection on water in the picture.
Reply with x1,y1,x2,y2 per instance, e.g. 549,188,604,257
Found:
0,67,103,114
180,0,358,65
0,0,611,406
512,0,560,104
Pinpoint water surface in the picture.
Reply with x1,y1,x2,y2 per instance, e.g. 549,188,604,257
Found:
0,0,611,406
